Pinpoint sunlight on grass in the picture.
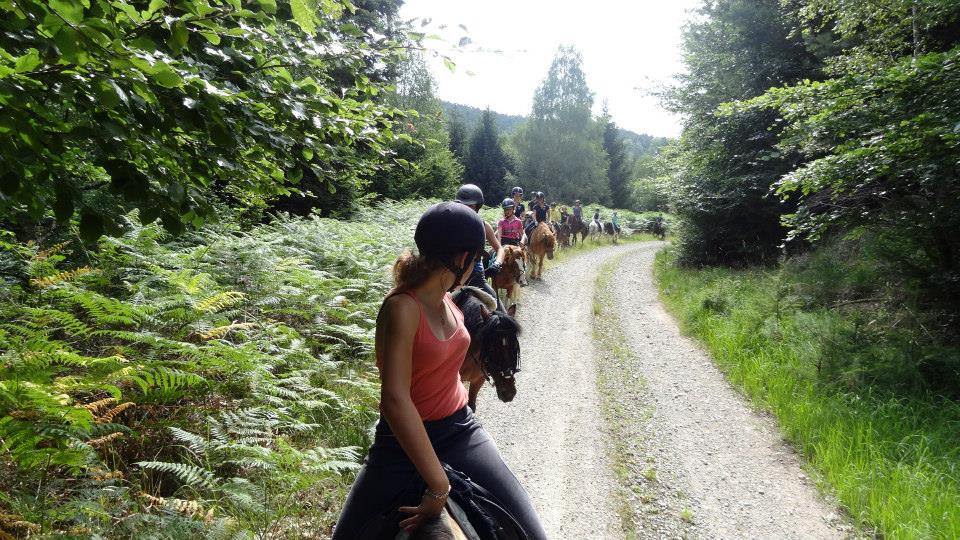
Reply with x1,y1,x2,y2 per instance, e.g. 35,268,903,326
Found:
654,249,960,538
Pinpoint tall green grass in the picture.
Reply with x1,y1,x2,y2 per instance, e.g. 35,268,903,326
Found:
654,248,960,538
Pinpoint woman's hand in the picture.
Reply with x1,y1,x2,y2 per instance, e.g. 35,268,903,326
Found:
397,488,448,531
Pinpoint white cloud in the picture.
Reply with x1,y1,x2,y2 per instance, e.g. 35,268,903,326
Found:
398,0,700,137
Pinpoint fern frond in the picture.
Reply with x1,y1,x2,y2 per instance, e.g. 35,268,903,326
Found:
195,291,245,313
87,432,123,446
31,241,70,262
82,397,118,413
30,267,96,288
200,322,257,340
168,427,208,454
96,402,135,423
137,461,217,489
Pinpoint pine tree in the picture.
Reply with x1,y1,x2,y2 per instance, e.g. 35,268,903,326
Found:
600,104,631,208
448,113,469,164
464,109,512,203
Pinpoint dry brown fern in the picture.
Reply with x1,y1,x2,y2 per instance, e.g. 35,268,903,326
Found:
96,402,135,423
82,397,118,413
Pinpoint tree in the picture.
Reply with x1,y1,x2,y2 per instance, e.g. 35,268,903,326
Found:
600,104,631,208
661,0,820,265
367,52,462,201
447,112,469,164
630,153,670,211
464,109,512,202
0,0,409,240
513,46,608,203
732,1,960,316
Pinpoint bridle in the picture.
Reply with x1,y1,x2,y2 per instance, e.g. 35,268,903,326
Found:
471,308,521,383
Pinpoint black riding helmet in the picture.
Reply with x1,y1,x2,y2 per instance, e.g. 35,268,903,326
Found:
511,186,523,196
455,184,484,207
501,197,516,209
415,202,486,292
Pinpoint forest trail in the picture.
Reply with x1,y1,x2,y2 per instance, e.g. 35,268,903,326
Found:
475,242,851,539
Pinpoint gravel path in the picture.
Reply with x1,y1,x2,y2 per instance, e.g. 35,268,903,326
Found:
474,242,852,539
476,244,632,539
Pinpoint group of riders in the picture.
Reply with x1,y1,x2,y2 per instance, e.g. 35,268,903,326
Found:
455,183,617,296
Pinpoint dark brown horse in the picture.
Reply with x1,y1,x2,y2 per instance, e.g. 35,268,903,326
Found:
555,221,571,248
453,287,521,410
566,215,588,247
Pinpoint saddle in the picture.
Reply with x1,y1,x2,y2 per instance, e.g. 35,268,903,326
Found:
354,465,529,540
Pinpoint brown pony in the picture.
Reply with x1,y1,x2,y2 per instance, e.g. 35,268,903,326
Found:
491,244,526,306
567,215,588,246
554,221,571,248
527,222,556,280
453,287,521,410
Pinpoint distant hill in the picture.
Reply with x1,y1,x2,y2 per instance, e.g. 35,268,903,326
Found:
620,130,671,158
441,100,670,158
441,101,526,135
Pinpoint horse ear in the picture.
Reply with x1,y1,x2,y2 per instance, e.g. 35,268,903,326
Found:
507,304,517,317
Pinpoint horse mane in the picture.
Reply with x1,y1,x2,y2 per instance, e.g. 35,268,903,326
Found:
531,222,556,244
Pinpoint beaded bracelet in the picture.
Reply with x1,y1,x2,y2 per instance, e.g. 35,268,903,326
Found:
424,484,451,501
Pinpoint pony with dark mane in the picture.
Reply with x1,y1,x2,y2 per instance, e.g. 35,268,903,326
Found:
566,215,588,247
453,287,521,411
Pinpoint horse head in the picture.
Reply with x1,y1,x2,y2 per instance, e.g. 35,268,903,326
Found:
452,288,522,403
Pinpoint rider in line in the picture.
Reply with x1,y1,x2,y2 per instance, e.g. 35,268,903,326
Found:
332,202,547,539
511,186,526,219
549,202,561,225
592,208,602,229
572,200,583,225
454,184,503,300
524,192,550,246
498,198,524,247
611,211,620,234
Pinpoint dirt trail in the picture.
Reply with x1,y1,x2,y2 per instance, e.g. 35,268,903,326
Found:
475,242,850,539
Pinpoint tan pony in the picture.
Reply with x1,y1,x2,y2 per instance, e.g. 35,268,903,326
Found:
527,222,556,279
492,244,526,306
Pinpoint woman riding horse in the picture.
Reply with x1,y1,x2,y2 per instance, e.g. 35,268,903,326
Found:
332,202,546,538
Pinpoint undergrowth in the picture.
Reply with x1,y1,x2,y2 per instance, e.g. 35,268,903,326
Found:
655,245,960,538
0,201,430,537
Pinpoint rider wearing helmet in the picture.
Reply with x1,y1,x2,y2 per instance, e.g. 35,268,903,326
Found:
333,201,547,539
498,198,523,247
510,186,525,219
523,191,550,245
455,184,503,298
572,200,583,225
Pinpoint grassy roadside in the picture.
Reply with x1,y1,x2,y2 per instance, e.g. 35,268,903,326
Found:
654,247,960,538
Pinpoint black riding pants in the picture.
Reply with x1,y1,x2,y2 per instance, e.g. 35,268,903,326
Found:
332,406,547,539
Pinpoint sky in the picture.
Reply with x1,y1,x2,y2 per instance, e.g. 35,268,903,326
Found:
397,0,701,138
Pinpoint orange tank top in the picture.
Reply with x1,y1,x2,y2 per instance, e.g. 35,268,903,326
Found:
376,292,470,421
